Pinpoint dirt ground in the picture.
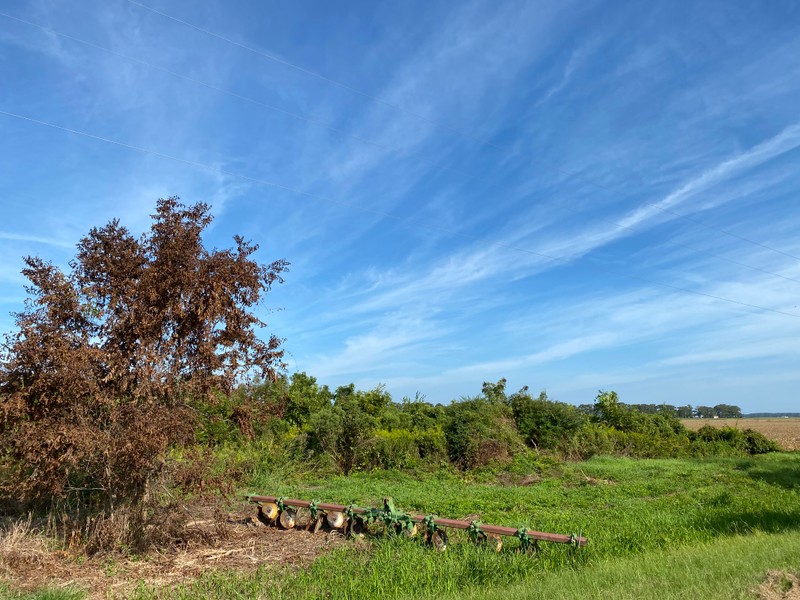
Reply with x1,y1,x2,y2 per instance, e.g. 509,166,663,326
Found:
758,570,800,600
0,500,353,599
681,418,800,451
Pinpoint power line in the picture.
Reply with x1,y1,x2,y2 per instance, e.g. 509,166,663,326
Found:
2,108,798,320
124,0,800,263
2,11,798,287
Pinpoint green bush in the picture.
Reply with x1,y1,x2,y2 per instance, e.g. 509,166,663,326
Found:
682,425,782,456
303,384,393,474
593,391,687,437
413,427,448,462
306,404,375,475
743,428,782,454
444,395,525,469
691,425,747,450
370,429,420,469
509,390,588,450
283,372,333,428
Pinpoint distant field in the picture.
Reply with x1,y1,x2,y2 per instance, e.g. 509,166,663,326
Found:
681,418,800,451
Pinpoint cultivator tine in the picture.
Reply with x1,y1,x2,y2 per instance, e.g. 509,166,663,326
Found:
278,508,296,529
326,511,346,529
422,514,447,550
430,528,448,551
485,533,503,553
311,515,324,533
263,503,279,521
349,516,367,538
246,494,588,552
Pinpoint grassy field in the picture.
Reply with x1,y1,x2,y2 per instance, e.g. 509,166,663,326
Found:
4,452,799,599
682,418,800,450
432,532,800,600
127,452,800,599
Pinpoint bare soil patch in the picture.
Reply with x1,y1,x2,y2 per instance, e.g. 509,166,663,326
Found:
758,570,800,600
0,500,352,599
681,418,800,451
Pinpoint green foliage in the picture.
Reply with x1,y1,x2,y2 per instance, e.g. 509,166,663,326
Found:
481,378,508,404
742,428,783,454
0,585,87,600
193,393,243,446
690,425,782,454
593,391,686,437
509,389,588,450
182,374,781,478
355,384,393,417
385,394,446,431
556,392,777,460
370,429,420,469
304,385,392,475
593,390,645,434
306,404,372,475
413,427,448,462
145,453,800,599
712,403,743,418
368,427,449,469
444,392,525,469
284,372,332,427
196,377,778,472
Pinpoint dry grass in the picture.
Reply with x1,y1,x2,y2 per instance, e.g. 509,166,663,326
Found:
0,514,52,580
0,500,351,599
681,418,800,451
758,570,800,600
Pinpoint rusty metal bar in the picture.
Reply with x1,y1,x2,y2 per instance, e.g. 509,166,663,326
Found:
246,494,587,547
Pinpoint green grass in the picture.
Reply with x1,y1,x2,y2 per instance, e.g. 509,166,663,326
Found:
247,453,800,559
432,531,800,600
131,452,800,599
0,585,86,600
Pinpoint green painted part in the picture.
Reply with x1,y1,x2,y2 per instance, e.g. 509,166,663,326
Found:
467,521,487,543
515,526,532,551
379,497,416,532
423,515,438,533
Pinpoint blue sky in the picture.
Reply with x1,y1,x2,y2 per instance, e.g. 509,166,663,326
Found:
2,0,800,412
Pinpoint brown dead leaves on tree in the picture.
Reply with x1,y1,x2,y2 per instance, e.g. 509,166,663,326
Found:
0,197,288,511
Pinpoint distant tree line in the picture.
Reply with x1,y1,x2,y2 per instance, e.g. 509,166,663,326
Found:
576,402,742,419
744,412,800,418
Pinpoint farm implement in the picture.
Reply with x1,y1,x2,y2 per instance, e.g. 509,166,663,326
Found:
246,494,587,553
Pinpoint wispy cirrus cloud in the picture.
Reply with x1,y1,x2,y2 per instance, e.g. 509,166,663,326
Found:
0,231,74,248
3,0,800,411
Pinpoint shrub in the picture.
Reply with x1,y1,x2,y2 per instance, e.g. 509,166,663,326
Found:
306,403,376,475
593,390,687,437
509,390,588,450
370,429,420,469
0,198,287,511
688,425,781,456
743,428,782,454
444,396,525,469
283,372,332,428
413,427,448,462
